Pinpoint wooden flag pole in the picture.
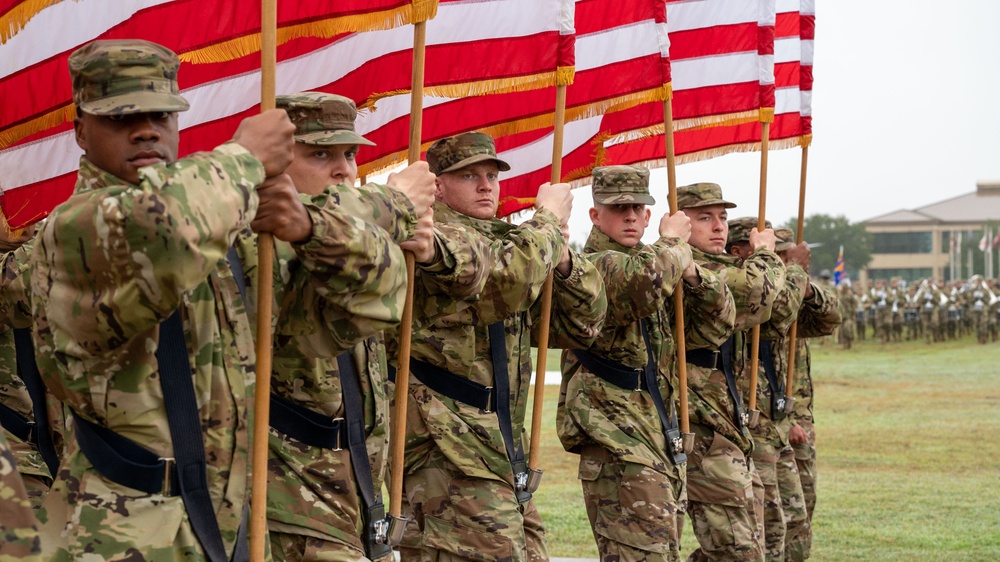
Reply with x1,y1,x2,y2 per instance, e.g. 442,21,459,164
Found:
389,18,427,523
784,145,809,402
747,121,770,415
527,84,567,473
663,99,690,439
249,0,277,558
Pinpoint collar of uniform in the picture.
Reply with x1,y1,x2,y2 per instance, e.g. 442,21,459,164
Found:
583,225,644,255
432,201,512,239
691,245,739,266
75,156,131,193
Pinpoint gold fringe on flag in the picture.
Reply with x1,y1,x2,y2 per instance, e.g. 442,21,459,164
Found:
179,5,419,64
556,65,575,86
412,0,439,23
759,107,775,123
798,133,812,148
1,0,62,44
0,103,75,151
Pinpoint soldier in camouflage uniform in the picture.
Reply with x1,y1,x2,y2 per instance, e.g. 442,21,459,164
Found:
32,40,421,561
398,132,606,562
677,184,785,562
836,281,857,350
769,230,840,562
0,429,40,560
557,167,735,561
1,226,56,510
263,92,486,562
727,219,807,562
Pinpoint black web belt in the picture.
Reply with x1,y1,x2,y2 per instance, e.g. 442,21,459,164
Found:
268,350,391,559
719,336,748,431
759,339,787,421
409,320,532,501
9,327,60,477
572,319,686,465
73,246,250,562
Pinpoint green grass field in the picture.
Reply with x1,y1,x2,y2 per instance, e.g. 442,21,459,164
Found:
528,334,1000,561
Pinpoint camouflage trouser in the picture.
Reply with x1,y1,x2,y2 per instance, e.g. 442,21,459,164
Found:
750,441,785,561
776,446,808,562
791,421,817,522
271,532,372,562
400,450,546,562
684,427,764,562
579,444,686,562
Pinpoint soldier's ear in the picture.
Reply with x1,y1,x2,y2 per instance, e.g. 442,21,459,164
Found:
643,207,651,224
589,206,600,227
74,116,88,152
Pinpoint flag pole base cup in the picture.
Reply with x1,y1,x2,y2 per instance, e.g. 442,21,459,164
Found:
682,432,695,455
748,409,761,429
783,396,796,415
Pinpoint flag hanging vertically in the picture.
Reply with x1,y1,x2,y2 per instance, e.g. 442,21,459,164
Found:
834,245,845,286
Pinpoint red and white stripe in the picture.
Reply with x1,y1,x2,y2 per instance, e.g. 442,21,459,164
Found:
1,0,579,228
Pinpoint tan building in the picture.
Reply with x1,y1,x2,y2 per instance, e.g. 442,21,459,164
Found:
861,181,1000,286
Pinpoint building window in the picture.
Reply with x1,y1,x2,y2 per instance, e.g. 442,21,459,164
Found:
867,268,933,283
872,231,932,254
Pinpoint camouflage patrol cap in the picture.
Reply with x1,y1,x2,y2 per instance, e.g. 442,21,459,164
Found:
426,132,511,175
276,92,375,146
591,165,655,205
69,39,189,116
775,227,795,252
676,182,736,210
727,217,772,246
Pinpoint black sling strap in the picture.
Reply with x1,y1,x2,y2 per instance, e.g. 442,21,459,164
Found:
337,351,391,559
13,327,60,477
488,320,531,500
0,402,32,442
152,246,249,562
639,319,686,465
719,336,748,430
758,340,786,421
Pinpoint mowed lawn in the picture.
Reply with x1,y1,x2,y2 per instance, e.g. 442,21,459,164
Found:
527,335,1000,561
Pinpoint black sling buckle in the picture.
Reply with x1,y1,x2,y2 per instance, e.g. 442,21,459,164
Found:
759,340,786,421
14,327,60,477
685,348,720,371
639,319,686,466
719,336,748,431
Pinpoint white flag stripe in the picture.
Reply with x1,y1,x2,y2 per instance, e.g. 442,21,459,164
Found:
1,0,174,79
800,90,812,117
775,0,799,13
775,85,800,114
667,0,757,33
0,131,77,189
801,39,814,65
800,0,815,16
575,20,661,70
500,116,602,176
672,51,758,90
774,36,800,64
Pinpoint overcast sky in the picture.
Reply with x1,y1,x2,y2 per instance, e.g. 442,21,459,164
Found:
560,0,1000,245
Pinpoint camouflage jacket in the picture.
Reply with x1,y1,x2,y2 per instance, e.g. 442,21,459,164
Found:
558,227,733,474
1,241,53,488
31,145,409,560
265,185,489,546
788,283,841,425
690,246,785,453
402,202,606,486
0,430,40,560
752,264,809,448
